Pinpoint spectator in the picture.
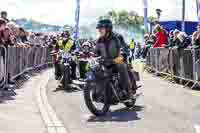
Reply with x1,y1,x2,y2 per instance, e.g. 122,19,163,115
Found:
1,11,9,23
2,27,13,46
19,28,28,43
0,19,6,44
148,34,156,47
0,19,15,89
49,37,57,49
153,24,168,48
14,27,30,47
174,32,191,49
165,30,174,48
144,34,150,44
142,34,156,58
135,42,142,59
129,38,135,60
171,29,181,47
15,28,22,44
28,33,36,45
192,25,200,49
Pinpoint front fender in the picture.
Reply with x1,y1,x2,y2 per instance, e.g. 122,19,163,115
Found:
85,71,95,81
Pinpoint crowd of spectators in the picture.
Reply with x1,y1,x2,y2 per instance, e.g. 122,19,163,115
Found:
140,23,200,58
0,11,58,48
0,11,63,90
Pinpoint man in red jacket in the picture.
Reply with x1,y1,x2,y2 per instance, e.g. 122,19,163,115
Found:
153,24,168,48
0,19,6,44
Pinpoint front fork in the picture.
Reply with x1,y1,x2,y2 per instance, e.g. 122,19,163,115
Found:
106,79,122,104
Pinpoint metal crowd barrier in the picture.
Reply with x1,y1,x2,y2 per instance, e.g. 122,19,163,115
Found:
0,46,7,88
146,48,200,84
0,45,52,88
7,46,52,80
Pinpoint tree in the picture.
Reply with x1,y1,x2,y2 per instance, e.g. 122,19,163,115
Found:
98,16,104,20
148,16,157,23
98,10,147,33
108,10,117,23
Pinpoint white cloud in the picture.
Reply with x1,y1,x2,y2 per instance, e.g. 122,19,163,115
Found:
0,0,198,26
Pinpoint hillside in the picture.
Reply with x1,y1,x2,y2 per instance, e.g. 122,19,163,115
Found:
12,18,68,32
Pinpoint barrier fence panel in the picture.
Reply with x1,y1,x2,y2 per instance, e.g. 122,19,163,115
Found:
157,48,170,73
146,50,151,66
193,49,200,81
147,48,200,83
6,46,52,80
0,46,7,88
0,45,53,89
149,48,170,74
149,48,157,70
180,49,193,80
170,48,181,78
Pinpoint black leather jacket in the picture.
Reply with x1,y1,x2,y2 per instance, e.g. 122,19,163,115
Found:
95,32,121,59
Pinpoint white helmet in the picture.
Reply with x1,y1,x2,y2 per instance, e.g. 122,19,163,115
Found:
82,41,91,48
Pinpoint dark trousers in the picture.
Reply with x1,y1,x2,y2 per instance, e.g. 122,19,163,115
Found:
54,62,62,78
116,64,131,91
130,49,135,59
70,61,77,79
55,60,76,79
142,47,149,58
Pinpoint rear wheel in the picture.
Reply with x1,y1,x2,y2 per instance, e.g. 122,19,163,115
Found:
84,82,110,116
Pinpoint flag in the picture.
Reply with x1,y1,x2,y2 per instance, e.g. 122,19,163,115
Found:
143,0,148,32
73,0,80,40
197,0,200,22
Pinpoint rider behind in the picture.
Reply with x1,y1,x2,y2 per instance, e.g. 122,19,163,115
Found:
55,31,77,81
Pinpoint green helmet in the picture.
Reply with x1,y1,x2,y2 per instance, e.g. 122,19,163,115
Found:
96,19,113,29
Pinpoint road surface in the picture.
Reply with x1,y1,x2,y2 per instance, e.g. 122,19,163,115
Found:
46,68,200,133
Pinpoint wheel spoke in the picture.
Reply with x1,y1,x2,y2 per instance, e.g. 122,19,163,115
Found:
89,84,105,110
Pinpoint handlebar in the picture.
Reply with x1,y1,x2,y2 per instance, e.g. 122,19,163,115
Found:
95,57,114,65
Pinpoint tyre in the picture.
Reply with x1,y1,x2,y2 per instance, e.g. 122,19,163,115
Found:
79,61,88,79
63,65,71,90
84,82,110,116
124,99,136,108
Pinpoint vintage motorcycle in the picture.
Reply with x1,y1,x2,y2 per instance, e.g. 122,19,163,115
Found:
53,50,77,90
77,51,95,79
83,57,141,116
60,51,73,89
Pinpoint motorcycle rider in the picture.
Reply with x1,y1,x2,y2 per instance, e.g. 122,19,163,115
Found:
95,19,134,98
114,32,130,64
78,41,95,79
81,41,95,58
54,31,77,82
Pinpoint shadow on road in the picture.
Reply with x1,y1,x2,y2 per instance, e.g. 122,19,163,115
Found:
0,90,16,103
87,105,144,122
53,84,82,93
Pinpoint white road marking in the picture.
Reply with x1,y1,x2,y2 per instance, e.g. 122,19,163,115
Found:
36,70,68,133
82,114,92,119
191,92,200,97
194,125,200,133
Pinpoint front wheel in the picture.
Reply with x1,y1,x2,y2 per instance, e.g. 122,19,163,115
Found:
62,65,71,90
84,82,110,116
124,99,136,108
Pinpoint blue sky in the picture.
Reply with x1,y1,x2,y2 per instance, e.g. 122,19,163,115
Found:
0,0,198,26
